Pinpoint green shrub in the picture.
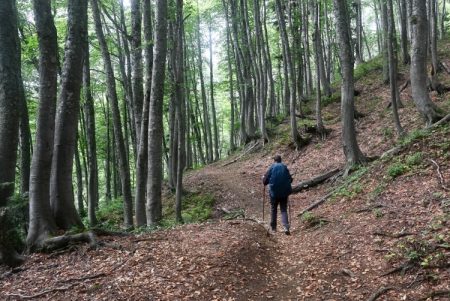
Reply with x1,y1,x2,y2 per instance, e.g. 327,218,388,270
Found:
400,129,428,146
182,193,215,223
354,56,383,81
388,162,409,178
301,212,328,228
406,152,423,167
96,198,124,229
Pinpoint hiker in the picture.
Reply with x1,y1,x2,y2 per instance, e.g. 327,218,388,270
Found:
262,155,293,235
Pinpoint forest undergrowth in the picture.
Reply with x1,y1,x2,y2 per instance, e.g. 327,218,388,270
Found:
1,48,450,300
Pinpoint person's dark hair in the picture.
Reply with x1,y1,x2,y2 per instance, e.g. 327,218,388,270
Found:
273,155,282,163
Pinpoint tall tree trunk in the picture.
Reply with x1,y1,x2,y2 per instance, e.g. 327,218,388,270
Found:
74,137,84,217
135,0,153,227
146,0,168,226
313,2,325,134
19,79,31,196
276,0,303,149
410,0,443,125
441,0,447,39
333,0,367,168
355,0,364,64
387,0,405,136
0,0,25,267
49,0,87,231
83,31,98,226
131,0,144,143
91,0,134,228
380,0,390,84
174,0,185,223
430,0,440,75
399,0,410,64
27,0,59,249
208,21,220,161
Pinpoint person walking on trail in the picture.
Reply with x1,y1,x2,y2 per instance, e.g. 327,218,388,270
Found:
262,155,293,235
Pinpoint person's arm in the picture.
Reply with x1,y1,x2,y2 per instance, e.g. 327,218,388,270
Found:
262,166,272,185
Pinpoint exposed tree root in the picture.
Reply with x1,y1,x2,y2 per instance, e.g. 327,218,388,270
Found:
355,204,384,213
366,286,396,301
429,113,450,129
381,262,414,277
40,231,97,252
90,227,131,237
291,169,341,194
418,290,450,301
372,230,414,238
5,284,76,299
428,158,450,191
381,146,403,159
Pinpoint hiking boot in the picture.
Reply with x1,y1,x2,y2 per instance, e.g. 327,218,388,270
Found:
284,227,290,235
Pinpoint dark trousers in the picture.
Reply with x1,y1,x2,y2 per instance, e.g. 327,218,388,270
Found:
270,196,289,230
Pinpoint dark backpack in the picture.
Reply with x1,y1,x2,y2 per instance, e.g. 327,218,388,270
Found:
269,163,292,198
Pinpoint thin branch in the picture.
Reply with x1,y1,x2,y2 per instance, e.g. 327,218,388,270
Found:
428,158,450,191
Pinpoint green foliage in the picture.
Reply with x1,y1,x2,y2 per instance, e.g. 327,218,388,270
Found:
96,198,124,230
387,162,409,178
354,56,383,81
322,92,341,107
381,127,394,140
406,152,423,167
333,166,367,200
369,183,387,201
373,208,384,219
399,129,429,146
181,193,215,223
300,211,328,228
1,194,28,250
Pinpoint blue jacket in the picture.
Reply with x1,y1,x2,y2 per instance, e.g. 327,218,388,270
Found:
263,163,293,199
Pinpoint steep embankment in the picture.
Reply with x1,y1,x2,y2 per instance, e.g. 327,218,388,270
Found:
1,52,450,300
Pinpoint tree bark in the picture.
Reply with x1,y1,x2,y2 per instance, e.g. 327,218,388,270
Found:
49,0,87,231
333,0,367,168
135,0,153,227
410,0,443,125
91,0,134,228
0,0,24,267
27,0,59,249
83,30,98,226
208,21,220,161
387,0,405,137
131,0,144,143
399,0,410,64
276,0,303,149
146,0,168,226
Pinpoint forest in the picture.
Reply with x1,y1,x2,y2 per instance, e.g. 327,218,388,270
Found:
1,0,450,299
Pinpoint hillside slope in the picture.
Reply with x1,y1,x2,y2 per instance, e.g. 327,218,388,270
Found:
1,50,450,300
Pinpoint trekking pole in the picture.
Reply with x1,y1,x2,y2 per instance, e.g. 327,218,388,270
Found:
262,185,265,222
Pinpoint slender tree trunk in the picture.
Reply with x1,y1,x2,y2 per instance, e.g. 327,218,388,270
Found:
441,0,447,39
0,0,25,267
380,0,390,84
430,0,440,75
19,80,31,196
276,0,303,149
83,31,98,226
74,137,84,217
399,0,410,64
410,0,443,125
387,0,405,136
333,0,367,168
91,0,133,228
313,2,325,134
208,21,220,160
355,0,364,64
135,0,153,227
131,0,144,144
27,0,59,249
146,0,168,226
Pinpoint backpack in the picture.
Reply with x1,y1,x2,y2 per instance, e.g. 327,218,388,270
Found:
269,163,292,198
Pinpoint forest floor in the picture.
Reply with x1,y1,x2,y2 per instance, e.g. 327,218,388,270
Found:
2,51,450,300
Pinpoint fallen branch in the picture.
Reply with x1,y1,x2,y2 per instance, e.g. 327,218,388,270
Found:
91,227,130,237
366,286,396,301
291,169,341,194
399,79,410,92
428,158,450,191
355,204,383,213
418,290,450,301
439,61,450,74
428,113,450,129
58,272,107,284
221,141,260,167
381,146,403,159
4,284,75,299
298,190,336,216
372,230,414,238
381,262,414,277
